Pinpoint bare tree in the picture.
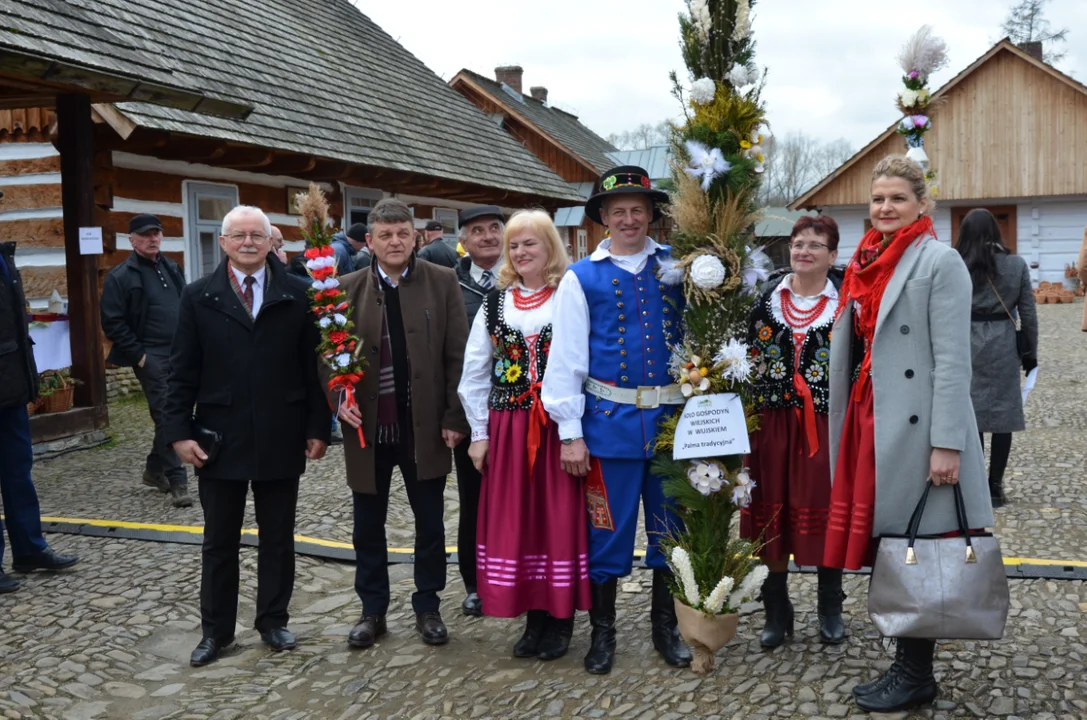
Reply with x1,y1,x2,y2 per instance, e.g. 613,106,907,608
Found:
1001,0,1068,64
606,121,671,150
758,133,855,206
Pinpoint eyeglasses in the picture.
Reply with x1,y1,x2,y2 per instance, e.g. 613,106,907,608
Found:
225,232,269,243
789,242,829,252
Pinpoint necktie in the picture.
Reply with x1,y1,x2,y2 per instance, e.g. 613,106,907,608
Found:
480,269,494,290
243,276,256,315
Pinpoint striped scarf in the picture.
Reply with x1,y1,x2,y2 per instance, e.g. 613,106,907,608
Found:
375,309,410,444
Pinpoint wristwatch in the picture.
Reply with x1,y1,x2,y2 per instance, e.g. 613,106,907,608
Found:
561,438,578,445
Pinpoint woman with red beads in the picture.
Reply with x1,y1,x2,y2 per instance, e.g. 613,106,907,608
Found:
824,155,993,714
742,215,846,649
457,209,591,662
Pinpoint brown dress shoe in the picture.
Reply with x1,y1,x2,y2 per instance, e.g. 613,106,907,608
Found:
348,614,387,649
416,611,449,645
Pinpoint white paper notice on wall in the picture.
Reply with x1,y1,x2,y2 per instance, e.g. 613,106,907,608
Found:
78,227,103,255
672,392,751,460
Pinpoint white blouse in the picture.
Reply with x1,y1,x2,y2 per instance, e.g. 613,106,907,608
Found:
457,285,555,442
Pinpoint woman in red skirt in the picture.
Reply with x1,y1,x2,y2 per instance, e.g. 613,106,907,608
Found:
457,209,590,661
742,215,844,648
823,156,994,714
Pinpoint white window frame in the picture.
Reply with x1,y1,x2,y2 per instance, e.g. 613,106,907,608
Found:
183,181,238,281
576,229,588,260
341,184,383,229
433,207,459,241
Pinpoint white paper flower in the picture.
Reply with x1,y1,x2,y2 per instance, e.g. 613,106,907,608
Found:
690,254,727,290
898,88,919,107
687,460,726,496
689,77,716,105
731,469,756,507
742,246,772,293
728,564,769,608
657,256,686,286
670,547,701,608
704,575,736,614
715,338,752,383
318,317,332,328
311,280,326,291
728,64,758,88
332,313,347,326
336,353,352,368
323,277,340,289
685,140,731,192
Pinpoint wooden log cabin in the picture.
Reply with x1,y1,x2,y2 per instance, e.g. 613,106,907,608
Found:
451,66,674,257
1,0,252,443
790,39,1087,288
2,0,582,442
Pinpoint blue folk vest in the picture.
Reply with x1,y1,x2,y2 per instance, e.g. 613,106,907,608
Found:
569,246,683,459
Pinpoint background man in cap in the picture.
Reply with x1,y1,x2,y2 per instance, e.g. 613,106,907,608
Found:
418,220,458,268
101,214,191,507
0,189,80,594
543,166,691,674
436,204,504,617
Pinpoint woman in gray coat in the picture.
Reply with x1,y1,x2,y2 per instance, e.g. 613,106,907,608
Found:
956,209,1038,508
823,156,995,714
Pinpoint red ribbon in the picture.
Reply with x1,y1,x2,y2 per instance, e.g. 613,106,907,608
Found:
514,381,549,481
792,371,820,458
328,374,366,449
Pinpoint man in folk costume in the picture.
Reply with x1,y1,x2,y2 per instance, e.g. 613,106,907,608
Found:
543,166,691,674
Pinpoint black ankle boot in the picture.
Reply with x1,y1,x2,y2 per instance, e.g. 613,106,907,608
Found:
855,638,938,713
759,571,794,648
816,567,847,644
537,616,574,661
651,570,692,667
853,640,905,698
584,580,617,674
513,610,549,658
989,478,1006,509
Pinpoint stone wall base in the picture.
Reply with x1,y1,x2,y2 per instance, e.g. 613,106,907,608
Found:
106,366,141,399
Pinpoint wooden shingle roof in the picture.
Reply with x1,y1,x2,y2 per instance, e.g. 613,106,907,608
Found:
93,0,582,202
456,69,618,174
0,0,250,117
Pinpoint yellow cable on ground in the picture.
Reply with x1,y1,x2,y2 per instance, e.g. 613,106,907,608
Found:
31,516,1084,567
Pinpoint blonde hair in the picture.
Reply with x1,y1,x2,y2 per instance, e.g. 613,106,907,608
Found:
871,154,935,212
497,209,570,290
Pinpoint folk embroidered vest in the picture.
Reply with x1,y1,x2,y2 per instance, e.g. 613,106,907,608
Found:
485,290,551,411
747,292,832,415
569,247,683,459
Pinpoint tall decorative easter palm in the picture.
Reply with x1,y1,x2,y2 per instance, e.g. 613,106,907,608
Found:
654,0,774,674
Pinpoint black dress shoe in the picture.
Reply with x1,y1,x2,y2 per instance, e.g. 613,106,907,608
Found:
260,627,297,651
190,636,233,667
855,639,938,713
416,611,449,645
462,592,483,617
12,549,80,573
169,483,194,508
348,614,387,649
0,570,19,594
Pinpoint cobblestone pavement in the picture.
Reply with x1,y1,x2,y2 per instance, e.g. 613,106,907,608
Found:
1,304,1085,719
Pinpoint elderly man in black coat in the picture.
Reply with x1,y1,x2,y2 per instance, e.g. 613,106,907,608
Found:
163,205,330,667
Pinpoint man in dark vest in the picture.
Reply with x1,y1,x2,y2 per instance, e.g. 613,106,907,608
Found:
101,214,191,507
0,191,80,594
433,205,503,616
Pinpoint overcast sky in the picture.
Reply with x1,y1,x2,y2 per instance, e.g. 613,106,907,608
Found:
357,0,1087,152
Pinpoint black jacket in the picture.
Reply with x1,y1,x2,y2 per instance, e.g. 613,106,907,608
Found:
419,240,459,269
162,258,331,481
101,252,185,366
0,242,38,410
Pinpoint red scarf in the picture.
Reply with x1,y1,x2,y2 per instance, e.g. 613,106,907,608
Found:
835,215,934,398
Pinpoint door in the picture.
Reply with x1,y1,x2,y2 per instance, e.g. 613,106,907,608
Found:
951,205,1017,253
187,183,238,280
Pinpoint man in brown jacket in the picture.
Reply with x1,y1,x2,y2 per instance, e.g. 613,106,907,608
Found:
328,198,469,649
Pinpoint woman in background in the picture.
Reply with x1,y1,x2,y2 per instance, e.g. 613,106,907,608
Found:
956,208,1037,508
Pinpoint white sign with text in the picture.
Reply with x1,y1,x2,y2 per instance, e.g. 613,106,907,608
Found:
673,392,750,459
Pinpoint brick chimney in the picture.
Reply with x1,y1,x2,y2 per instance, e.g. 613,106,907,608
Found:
495,65,523,94
1018,40,1043,61
530,86,548,103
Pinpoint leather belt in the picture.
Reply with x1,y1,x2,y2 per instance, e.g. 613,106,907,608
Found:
584,377,685,409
